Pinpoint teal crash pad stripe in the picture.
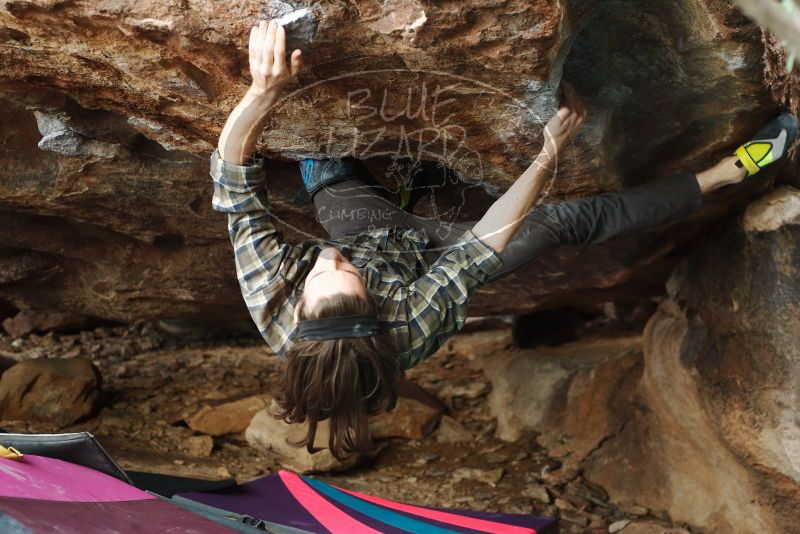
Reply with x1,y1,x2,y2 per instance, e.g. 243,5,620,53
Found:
301,476,462,534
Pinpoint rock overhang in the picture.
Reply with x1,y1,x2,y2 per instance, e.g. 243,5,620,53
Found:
0,0,797,321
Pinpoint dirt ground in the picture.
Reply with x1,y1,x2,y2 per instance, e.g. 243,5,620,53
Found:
0,321,695,534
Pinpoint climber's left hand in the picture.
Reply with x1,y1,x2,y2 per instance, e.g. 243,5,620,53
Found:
541,81,587,164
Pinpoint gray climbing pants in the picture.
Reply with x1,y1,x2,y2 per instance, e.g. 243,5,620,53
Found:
313,172,702,280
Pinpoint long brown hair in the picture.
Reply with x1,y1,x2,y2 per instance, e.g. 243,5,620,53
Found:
275,292,403,461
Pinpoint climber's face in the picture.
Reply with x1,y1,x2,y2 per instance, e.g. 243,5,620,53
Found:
301,247,369,312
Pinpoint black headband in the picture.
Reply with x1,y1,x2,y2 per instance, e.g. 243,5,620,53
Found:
295,315,380,341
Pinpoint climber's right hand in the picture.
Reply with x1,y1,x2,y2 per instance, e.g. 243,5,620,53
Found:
216,20,303,164
248,19,303,99
540,81,586,165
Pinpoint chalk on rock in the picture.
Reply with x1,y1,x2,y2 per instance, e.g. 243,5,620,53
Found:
263,4,317,50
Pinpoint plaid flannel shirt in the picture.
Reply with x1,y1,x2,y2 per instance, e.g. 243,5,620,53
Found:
211,150,503,369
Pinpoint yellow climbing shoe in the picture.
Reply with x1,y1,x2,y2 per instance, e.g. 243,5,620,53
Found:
734,112,798,176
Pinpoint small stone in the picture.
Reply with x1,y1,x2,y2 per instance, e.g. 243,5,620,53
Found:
369,382,442,439
452,467,504,486
183,435,214,457
561,492,591,510
540,459,562,477
415,453,439,465
542,467,578,486
559,510,589,527
588,516,607,529
619,502,649,516
567,478,609,504
438,380,491,401
485,451,512,464
621,521,690,534
554,497,576,511
187,395,269,436
435,415,473,443
522,484,551,503
610,519,631,533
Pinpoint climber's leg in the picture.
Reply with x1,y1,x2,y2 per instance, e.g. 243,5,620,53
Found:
397,171,701,269
486,171,703,280
485,112,799,279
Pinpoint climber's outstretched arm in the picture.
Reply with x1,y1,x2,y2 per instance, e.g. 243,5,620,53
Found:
218,20,302,164
472,82,586,253
211,20,305,357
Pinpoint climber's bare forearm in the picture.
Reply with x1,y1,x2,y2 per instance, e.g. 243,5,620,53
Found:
473,82,587,253
218,88,278,165
472,153,553,253
218,19,302,165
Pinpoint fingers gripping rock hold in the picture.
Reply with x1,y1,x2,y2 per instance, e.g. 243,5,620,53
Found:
262,5,318,51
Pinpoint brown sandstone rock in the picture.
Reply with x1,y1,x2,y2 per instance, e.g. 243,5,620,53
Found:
183,435,214,457
245,400,360,473
435,415,473,444
186,395,268,436
452,467,504,486
368,381,443,440
0,1,796,320
0,358,101,427
2,309,97,338
481,335,642,465
620,523,690,534
582,188,800,532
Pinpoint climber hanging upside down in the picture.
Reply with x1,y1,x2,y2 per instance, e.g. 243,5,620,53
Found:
212,20,798,459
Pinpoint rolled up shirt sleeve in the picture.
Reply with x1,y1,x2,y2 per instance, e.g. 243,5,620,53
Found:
390,230,503,369
210,149,300,354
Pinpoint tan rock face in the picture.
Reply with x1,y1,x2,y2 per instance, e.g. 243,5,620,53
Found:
0,1,797,319
481,334,642,459
582,188,800,533
477,188,800,531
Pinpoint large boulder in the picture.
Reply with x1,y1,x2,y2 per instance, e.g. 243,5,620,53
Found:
582,187,800,532
0,358,102,427
481,335,643,462
0,1,797,320
478,187,800,531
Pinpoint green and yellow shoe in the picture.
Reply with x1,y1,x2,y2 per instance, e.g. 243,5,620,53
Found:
734,112,798,176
